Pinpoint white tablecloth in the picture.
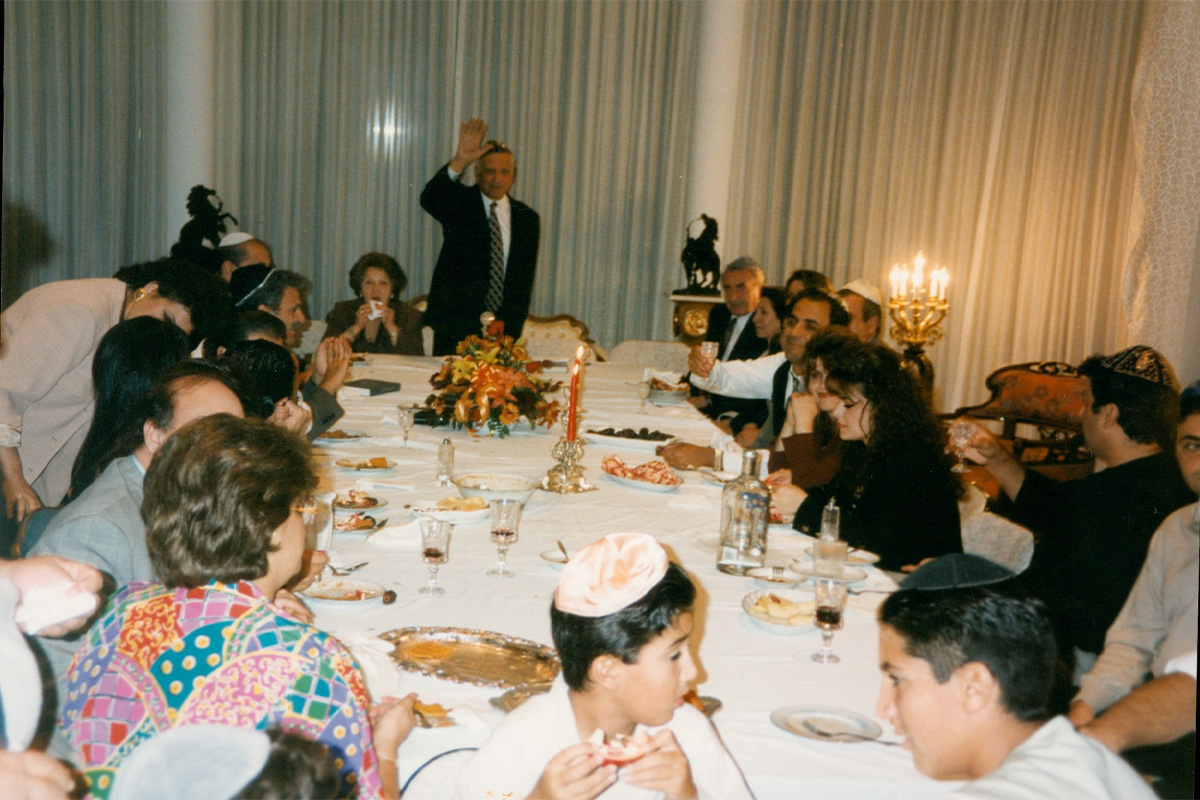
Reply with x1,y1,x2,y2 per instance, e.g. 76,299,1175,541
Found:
311,355,948,798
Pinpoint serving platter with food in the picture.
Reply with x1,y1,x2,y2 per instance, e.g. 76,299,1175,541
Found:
584,427,677,453
412,495,490,523
742,589,818,635
335,456,396,472
601,455,682,492
380,626,560,689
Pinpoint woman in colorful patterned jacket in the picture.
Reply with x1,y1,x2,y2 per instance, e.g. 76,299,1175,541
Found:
61,415,414,799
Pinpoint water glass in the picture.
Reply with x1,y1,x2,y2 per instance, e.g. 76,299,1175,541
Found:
397,405,417,446
487,499,523,577
419,519,451,595
699,341,720,361
949,421,974,473
813,539,848,578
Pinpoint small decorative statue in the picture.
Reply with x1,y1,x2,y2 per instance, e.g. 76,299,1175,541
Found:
677,214,721,296
170,185,238,273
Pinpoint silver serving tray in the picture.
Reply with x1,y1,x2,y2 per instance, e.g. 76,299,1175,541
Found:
380,626,560,689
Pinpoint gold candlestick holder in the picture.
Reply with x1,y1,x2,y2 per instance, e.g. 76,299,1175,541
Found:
542,437,595,493
888,253,950,392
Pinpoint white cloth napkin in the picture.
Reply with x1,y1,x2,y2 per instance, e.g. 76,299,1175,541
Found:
13,581,98,635
355,478,418,492
332,630,405,700
665,488,720,511
368,518,423,548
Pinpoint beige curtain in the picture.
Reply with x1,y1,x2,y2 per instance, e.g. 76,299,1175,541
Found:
212,0,700,348
727,0,1144,410
2,1,168,308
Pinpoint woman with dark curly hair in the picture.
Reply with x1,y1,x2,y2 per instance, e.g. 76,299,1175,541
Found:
0,258,229,523
324,252,423,354
789,342,963,571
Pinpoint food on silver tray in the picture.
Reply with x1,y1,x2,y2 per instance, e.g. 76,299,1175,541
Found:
587,426,674,442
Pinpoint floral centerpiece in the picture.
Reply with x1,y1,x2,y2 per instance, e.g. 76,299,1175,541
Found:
426,332,562,437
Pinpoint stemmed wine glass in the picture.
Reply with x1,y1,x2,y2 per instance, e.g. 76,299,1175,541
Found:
419,518,451,595
949,420,975,474
811,578,848,663
487,499,522,577
396,405,417,447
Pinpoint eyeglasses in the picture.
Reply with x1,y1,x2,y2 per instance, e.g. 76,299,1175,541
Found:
292,497,318,525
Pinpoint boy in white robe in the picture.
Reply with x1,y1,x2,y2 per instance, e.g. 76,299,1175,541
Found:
876,554,1155,799
455,533,752,800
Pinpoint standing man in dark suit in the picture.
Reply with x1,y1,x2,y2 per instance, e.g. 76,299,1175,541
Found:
421,118,541,355
694,257,769,431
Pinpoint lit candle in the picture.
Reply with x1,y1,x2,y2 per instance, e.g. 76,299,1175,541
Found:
912,252,925,294
938,268,949,299
889,265,899,299
900,267,910,298
566,344,586,441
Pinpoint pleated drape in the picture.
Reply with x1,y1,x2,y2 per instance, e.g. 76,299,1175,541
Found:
727,0,1144,407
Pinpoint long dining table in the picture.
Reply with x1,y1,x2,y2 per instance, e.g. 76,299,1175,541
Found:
306,354,953,799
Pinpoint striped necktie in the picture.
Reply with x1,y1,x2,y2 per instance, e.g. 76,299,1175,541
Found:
486,201,505,312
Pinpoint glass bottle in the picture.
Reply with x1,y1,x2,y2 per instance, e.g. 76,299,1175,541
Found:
717,450,769,574
437,438,454,486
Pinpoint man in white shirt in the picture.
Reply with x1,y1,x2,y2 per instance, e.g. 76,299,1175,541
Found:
877,555,1155,799
659,290,848,469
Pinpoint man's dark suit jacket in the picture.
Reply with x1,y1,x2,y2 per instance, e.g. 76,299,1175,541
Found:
700,304,769,427
420,165,540,355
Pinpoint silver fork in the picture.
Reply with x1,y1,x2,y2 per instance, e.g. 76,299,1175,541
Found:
327,561,369,576
802,720,900,746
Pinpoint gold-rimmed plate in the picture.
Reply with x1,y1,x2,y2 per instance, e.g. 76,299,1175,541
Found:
380,627,560,689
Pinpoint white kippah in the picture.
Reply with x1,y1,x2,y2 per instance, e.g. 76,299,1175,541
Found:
219,231,255,247
840,279,883,307
554,533,669,617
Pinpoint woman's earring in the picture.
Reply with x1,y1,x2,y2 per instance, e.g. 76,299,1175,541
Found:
133,288,148,304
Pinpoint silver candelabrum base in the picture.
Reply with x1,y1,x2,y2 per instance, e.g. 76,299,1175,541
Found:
542,437,596,494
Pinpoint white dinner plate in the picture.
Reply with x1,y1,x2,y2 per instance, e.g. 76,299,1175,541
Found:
335,458,397,472
697,468,738,485
332,515,387,536
540,549,569,568
742,589,818,635
801,546,881,566
770,705,883,743
603,472,682,493
313,429,370,445
333,497,388,514
788,563,869,584
302,579,386,610
746,566,806,589
584,431,677,453
412,505,490,524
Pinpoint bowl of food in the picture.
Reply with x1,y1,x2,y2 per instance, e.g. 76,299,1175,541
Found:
647,377,690,406
452,474,540,505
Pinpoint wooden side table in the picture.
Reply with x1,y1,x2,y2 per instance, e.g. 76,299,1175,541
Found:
669,294,723,346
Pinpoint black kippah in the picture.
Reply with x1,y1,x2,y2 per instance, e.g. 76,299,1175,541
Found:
899,553,1015,590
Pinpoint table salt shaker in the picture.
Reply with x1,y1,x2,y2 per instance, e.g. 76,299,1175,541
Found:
437,438,454,486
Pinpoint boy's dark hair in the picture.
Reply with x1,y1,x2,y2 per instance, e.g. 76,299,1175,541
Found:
879,587,1056,722
1078,355,1178,450
788,288,851,328
218,339,296,417
234,730,342,799
551,562,695,691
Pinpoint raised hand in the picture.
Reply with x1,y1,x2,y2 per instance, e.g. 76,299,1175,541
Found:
451,117,492,172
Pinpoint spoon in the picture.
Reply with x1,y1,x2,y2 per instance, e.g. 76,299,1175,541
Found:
802,720,899,746
557,540,569,560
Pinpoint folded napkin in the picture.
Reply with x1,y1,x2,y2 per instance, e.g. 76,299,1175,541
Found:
14,580,98,635
355,478,418,492
368,518,423,548
331,630,405,700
